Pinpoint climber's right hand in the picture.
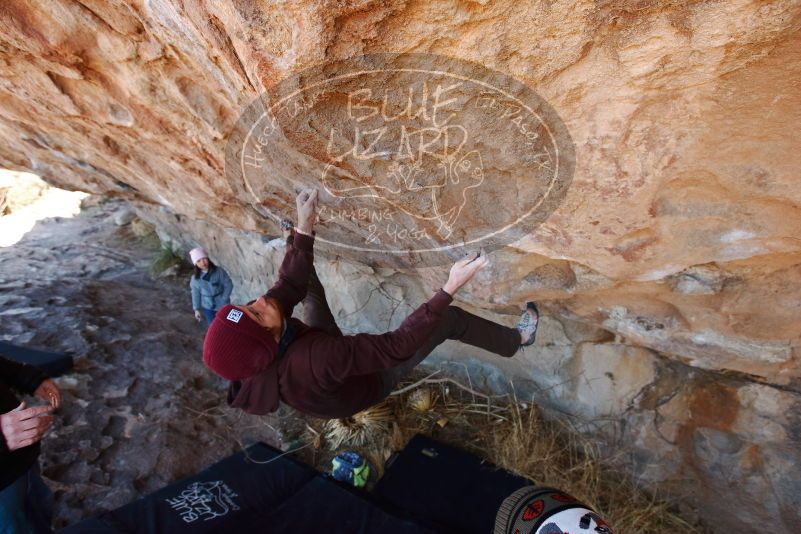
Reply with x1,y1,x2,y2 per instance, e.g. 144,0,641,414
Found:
194,309,204,322
0,402,53,451
296,188,318,235
443,249,489,296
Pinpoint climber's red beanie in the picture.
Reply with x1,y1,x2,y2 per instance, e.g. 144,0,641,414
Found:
202,304,279,381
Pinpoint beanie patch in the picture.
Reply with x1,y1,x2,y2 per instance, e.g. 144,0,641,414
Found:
226,308,243,323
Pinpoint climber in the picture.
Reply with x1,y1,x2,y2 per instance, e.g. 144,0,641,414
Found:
0,354,60,533
189,247,234,325
202,188,540,419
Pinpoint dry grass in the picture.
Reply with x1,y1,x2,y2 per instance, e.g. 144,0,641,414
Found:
483,401,702,533
322,401,394,450
296,371,707,534
407,386,437,413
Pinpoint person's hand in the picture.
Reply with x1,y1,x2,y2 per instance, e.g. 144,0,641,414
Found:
443,250,489,296
194,309,204,322
0,402,54,451
34,379,60,409
295,188,319,235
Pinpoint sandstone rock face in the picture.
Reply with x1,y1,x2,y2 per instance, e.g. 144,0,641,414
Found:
1,1,800,531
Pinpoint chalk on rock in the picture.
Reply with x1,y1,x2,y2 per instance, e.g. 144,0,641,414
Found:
157,264,180,278
263,236,287,249
114,208,136,226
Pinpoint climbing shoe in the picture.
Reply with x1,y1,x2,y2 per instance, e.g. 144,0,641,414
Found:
517,301,539,347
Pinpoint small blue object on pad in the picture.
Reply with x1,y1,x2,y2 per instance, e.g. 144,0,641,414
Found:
331,451,370,488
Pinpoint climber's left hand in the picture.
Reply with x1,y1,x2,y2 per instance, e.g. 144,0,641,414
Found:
443,249,489,296
296,188,318,235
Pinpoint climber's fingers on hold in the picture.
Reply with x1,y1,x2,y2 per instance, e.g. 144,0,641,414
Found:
465,256,488,276
457,250,480,266
459,249,488,269
297,187,317,203
472,254,489,271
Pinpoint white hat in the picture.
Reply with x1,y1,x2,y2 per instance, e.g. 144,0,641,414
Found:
189,247,208,264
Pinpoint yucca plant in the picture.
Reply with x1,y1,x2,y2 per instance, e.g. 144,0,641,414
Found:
323,402,394,450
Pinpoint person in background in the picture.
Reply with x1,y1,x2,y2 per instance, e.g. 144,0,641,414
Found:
0,355,60,534
189,247,234,325
202,188,540,420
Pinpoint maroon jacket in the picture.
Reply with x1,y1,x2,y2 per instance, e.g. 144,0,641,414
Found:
228,232,452,419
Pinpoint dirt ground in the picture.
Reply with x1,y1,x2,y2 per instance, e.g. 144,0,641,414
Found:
0,197,287,528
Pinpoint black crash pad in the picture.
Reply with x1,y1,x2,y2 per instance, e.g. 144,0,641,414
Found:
248,476,433,533
60,442,434,534
0,340,74,376
373,434,531,534
59,443,315,533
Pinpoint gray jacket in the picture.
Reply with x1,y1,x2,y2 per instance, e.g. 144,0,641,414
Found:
190,266,233,311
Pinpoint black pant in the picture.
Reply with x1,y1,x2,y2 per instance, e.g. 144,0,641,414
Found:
300,263,520,398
